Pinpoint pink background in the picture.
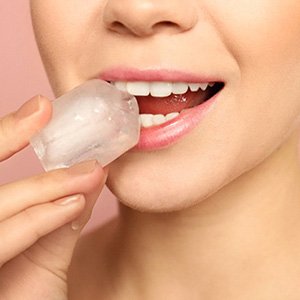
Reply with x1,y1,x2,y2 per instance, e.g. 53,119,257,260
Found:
0,2,118,233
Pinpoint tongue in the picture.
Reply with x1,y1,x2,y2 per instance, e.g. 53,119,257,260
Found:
136,90,208,115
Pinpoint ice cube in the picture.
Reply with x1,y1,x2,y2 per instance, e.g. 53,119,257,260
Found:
30,80,140,171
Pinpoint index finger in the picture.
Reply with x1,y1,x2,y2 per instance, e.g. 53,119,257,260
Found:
0,95,52,161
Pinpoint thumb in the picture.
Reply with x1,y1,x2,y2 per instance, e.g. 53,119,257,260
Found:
25,166,109,278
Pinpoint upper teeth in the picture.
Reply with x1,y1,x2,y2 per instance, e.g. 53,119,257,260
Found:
111,81,214,97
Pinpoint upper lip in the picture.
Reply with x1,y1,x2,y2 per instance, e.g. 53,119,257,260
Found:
99,67,225,83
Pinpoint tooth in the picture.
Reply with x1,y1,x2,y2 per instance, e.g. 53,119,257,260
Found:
188,83,201,92
127,81,150,96
199,83,209,91
165,112,179,121
150,82,172,97
114,81,209,96
153,114,166,125
172,83,189,94
140,114,154,128
114,81,127,92
139,113,180,128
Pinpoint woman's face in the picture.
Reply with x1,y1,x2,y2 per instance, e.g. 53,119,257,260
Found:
30,1,300,212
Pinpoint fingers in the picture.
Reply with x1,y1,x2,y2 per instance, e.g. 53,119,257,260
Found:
0,94,110,273
0,95,52,161
71,165,109,230
0,161,108,268
0,160,105,221
23,166,109,273
0,194,85,267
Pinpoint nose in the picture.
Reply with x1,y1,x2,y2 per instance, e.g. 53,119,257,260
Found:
103,0,198,37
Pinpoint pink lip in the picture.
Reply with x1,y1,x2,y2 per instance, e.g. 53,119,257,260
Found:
98,67,224,151
99,67,224,83
133,91,221,151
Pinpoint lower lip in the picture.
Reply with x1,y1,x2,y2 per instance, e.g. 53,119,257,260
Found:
131,90,222,152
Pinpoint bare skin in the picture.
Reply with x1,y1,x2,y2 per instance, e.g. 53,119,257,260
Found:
68,128,300,299
0,96,108,300
27,0,300,298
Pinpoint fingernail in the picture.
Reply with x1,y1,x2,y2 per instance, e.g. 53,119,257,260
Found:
54,194,83,206
67,160,99,176
16,95,41,120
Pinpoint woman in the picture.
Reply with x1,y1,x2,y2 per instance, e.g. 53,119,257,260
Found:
1,1,300,299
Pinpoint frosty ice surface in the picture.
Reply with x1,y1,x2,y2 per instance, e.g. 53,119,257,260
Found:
30,80,140,171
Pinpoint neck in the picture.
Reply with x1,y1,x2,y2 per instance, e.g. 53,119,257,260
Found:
109,129,300,298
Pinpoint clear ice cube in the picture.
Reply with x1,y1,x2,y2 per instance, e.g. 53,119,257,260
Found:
30,80,140,171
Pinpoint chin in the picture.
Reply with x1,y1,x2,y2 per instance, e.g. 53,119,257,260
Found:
105,149,232,213
106,177,202,213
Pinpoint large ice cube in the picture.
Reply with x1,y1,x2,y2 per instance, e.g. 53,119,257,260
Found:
30,80,140,171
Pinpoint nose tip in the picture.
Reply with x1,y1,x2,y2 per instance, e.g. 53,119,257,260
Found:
103,0,198,37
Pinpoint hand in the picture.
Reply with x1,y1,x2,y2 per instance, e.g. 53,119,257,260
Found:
0,96,108,300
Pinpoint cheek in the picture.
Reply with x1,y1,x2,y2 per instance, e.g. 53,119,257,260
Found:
208,0,300,61
208,0,300,87
30,1,102,95
210,0,300,156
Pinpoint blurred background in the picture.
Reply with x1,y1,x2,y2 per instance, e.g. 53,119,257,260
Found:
0,2,118,233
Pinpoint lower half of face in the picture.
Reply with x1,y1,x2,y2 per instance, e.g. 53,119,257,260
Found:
30,0,300,212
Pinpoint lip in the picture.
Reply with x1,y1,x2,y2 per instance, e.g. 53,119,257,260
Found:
99,67,224,83
98,67,225,151
132,90,221,151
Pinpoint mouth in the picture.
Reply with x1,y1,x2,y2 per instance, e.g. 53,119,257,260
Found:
100,68,225,150
107,80,224,128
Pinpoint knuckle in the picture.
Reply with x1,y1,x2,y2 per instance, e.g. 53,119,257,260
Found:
0,113,24,161
34,168,69,189
0,115,19,153
22,208,42,242
0,114,15,138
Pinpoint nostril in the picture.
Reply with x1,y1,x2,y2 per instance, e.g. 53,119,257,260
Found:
152,21,182,34
110,21,130,35
103,1,198,37
109,20,182,36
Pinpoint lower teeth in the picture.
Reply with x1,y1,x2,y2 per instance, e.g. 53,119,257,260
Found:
139,112,180,128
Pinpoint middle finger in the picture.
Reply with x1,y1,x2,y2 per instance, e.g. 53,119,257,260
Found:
0,160,103,221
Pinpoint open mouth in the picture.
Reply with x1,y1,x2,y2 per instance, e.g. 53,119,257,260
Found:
109,81,225,128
